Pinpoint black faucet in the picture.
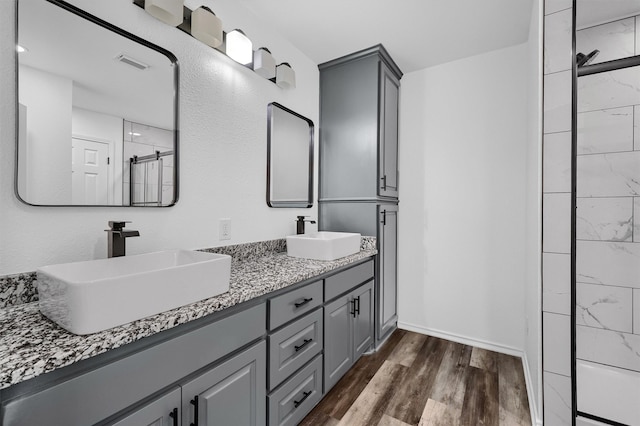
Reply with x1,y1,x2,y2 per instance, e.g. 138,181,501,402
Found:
295,216,316,235
105,221,140,258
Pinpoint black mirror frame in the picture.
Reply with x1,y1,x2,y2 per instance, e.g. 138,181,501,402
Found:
266,102,314,208
14,0,180,207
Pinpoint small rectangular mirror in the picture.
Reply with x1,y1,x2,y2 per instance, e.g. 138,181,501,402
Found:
16,0,179,206
266,102,314,208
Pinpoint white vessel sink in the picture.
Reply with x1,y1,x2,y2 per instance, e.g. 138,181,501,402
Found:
37,250,231,335
286,231,361,261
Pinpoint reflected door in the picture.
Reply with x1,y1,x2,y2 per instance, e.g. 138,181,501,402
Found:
71,137,108,205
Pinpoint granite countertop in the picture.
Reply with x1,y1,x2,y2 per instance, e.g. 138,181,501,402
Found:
0,238,377,390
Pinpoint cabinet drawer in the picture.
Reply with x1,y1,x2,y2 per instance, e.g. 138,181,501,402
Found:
269,280,323,330
268,355,323,426
268,309,323,390
325,260,374,302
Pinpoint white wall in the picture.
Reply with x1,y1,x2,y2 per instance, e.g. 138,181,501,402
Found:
398,43,529,352
524,0,543,423
0,0,319,274
18,65,73,205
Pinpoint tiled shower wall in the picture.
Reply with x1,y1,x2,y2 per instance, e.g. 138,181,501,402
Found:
542,0,573,424
544,1,640,424
574,12,640,424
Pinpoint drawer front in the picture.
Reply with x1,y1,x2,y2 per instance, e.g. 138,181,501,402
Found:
269,280,323,330
268,309,323,390
268,354,323,426
325,260,374,302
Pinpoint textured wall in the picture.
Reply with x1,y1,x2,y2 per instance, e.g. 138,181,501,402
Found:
0,0,319,274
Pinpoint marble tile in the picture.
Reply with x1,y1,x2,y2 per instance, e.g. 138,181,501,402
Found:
577,151,640,197
543,193,572,253
577,360,640,426
545,0,572,15
576,282,633,332
577,325,640,372
545,9,573,74
576,197,633,241
544,71,573,134
543,312,571,376
634,289,640,334
577,240,640,288
543,132,572,193
576,17,635,65
635,106,640,151
577,106,633,155
576,416,610,426
543,253,571,315
543,372,572,426
635,198,640,242
578,66,640,113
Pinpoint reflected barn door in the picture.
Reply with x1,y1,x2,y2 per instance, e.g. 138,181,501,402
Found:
72,137,109,205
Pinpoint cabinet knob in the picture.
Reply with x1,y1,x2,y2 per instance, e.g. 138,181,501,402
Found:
169,408,178,426
190,395,199,426
294,297,313,308
294,338,313,352
294,390,312,408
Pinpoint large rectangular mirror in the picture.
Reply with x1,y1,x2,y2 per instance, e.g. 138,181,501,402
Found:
16,0,179,206
266,102,314,208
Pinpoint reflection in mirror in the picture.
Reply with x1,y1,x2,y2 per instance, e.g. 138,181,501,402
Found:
266,103,314,208
17,0,178,206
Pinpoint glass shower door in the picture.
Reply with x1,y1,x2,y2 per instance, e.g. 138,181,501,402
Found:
575,12,640,422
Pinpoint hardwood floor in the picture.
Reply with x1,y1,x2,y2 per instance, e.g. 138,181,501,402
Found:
300,329,531,426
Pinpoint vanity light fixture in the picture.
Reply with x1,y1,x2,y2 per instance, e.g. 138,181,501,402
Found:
190,6,223,48
132,0,296,88
144,0,184,26
254,47,276,79
226,29,253,65
276,62,296,89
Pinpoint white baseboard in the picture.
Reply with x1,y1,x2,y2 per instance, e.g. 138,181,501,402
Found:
398,321,542,426
522,352,543,426
398,321,522,356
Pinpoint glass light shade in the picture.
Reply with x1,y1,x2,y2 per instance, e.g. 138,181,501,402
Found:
190,7,222,48
253,48,276,79
145,0,184,26
276,63,296,89
226,29,253,65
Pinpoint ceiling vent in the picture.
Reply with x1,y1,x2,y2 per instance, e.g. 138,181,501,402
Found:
115,54,149,70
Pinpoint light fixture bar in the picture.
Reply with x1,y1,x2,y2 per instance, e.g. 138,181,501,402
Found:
132,0,295,88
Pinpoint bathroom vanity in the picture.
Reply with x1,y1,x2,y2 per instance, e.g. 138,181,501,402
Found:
0,239,376,426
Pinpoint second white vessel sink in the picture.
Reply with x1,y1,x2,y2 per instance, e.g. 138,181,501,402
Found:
37,250,231,335
287,231,361,261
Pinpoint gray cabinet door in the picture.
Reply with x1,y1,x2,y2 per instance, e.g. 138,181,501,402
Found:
378,63,400,199
182,341,266,426
378,204,398,342
353,280,374,359
319,55,380,200
323,294,353,392
110,388,180,426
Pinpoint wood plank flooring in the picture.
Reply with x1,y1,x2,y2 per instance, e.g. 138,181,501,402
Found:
300,329,531,426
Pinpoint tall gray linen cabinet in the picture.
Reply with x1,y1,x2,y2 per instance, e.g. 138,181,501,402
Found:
318,44,402,347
